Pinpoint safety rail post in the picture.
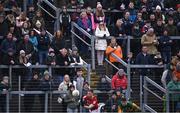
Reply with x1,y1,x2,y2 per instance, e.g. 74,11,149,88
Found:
18,76,21,113
6,91,9,113
127,58,131,99
56,8,60,31
143,76,147,112
23,0,27,12
9,65,12,89
140,75,143,110
87,64,91,83
71,23,75,48
45,92,48,113
166,90,169,112
91,36,95,70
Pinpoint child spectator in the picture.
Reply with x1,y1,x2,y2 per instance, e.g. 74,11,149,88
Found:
95,22,110,65
46,48,56,65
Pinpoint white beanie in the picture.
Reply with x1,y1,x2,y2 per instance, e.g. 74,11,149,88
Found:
156,5,161,10
20,50,25,54
96,2,102,8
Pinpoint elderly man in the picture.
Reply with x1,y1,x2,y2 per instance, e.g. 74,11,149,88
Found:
111,69,128,90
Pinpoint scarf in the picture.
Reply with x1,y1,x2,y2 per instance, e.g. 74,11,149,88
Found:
82,17,88,29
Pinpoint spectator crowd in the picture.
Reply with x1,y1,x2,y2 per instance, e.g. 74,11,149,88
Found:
0,0,180,112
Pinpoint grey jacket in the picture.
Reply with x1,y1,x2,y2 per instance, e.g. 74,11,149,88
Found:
64,91,80,109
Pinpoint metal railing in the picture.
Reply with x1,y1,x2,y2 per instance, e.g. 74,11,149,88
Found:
141,76,180,112
0,64,91,89
71,22,95,70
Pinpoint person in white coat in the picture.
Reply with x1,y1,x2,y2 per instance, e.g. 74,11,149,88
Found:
95,22,110,65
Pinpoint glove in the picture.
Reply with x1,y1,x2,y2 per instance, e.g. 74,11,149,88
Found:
57,97,63,103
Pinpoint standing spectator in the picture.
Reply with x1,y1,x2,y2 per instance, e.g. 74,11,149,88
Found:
82,89,99,113
159,29,172,64
135,46,153,76
94,2,105,29
167,73,180,112
95,22,110,65
1,32,16,58
58,74,72,112
0,76,9,112
0,14,8,44
141,6,149,22
86,7,95,31
173,62,180,81
46,48,56,65
122,11,133,35
27,5,35,22
51,30,66,54
32,10,45,29
141,28,158,56
105,92,118,112
165,18,178,36
154,5,164,21
154,19,165,36
128,2,137,23
16,12,29,28
149,13,156,28
106,37,123,74
56,48,70,66
2,48,15,65
82,82,90,97
37,30,50,64
24,72,40,112
111,69,128,90
29,30,38,51
64,85,80,113
21,21,30,36
77,11,92,55
39,71,54,112
59,6,71,37
5,13,15,28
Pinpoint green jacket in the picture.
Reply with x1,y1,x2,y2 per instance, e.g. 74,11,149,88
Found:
167,80,180,101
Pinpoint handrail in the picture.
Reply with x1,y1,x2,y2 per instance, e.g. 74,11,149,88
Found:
144,76,166,93
71,22,92,39
37,2,57,19
0,65,89,68
71,30,91,46
144,104,157,113
111,53,128,67
105,58,119,70
40,0,58,11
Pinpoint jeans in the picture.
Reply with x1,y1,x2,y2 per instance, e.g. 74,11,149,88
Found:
38,51,48,64
67,108,78,113
162,51,171,64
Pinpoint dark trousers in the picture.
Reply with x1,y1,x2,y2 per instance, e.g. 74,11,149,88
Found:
0,96,6,112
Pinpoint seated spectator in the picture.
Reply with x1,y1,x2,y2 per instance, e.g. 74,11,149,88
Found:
165,18,178,36
106,37,123,74
82,89,99,113
171,50,180,70
153,52,163,65
94,2,105,29
64,85,80,113
1,32,16,58
105,91,118,112
2,48,15,65
95,22,110,65
167,73,180,112
141,28,158,56
69,47,83,66
73,69,85,97
111,69,128,90
37,30,50,64
24,71,40,112
17,50,29,65
59,6,71,37
118,96,141,112
113,19,125,37
159,29,172,64
154,19,165,36
0,76,9,112
51,30,66,54
17,34,35,64
46,48,56,65
135,46,153,76
56,48,70,66
32,10,45,29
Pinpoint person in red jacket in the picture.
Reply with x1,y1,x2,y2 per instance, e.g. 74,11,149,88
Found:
82,89,99,113
111,69,128,90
